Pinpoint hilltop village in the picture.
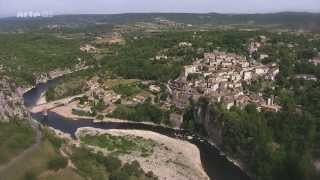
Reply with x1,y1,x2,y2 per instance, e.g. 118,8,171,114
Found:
34,35,285,128
169,50,280,111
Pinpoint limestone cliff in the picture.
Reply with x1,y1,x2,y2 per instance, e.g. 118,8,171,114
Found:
0,75,28,122
193,101,224,146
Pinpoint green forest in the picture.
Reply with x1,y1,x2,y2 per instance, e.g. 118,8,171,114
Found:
0,33,93,85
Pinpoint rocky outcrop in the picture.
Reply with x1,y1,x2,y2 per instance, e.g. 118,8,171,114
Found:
0,75,29,122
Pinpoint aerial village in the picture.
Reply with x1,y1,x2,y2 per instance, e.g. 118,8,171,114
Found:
169,38,281,112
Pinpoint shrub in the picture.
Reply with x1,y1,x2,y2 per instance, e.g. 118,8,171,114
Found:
104,156,122,172
43,128,64,150
72,109,93,117
96,114,105,120
121,161,142,177
47,156,68,171
146,171,157,178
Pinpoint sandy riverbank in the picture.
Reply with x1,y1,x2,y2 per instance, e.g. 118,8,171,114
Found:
35,92,47,106
76,127,210,180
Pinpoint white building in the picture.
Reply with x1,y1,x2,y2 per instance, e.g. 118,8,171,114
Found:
255,66,269,75
184,65,197,77
260,54,269,60
243,71,253,81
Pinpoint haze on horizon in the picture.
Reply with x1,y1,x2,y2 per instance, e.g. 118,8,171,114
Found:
0,0,320,17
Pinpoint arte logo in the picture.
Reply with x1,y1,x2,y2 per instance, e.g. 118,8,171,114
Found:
16,11,54,18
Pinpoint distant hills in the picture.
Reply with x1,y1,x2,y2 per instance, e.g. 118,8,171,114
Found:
0,12,320,32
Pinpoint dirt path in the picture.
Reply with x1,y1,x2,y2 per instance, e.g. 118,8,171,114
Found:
0,119,42,174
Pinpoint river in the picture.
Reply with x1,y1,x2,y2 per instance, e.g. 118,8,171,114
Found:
23,78,251,180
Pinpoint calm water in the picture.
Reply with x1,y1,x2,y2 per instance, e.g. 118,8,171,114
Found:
24,79,251,180
23,78,61,107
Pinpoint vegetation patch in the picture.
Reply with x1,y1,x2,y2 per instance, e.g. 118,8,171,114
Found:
0,121,35,165
70,147,158,180
47,156,68,171
80,133,157,156
71,108,93,117
112,83,142,97
110,103,170,124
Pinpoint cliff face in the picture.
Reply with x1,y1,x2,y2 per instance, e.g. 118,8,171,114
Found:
194,102,224,146
0,75,29,122
184,99,224,146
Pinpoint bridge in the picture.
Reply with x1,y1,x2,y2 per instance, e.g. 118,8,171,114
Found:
30,94,85,114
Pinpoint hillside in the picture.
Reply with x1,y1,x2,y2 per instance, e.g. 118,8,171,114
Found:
0,33,93,86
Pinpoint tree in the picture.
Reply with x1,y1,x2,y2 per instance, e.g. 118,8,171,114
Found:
121,161,143,177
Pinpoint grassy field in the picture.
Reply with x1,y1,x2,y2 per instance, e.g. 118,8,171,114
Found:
0,122,35,166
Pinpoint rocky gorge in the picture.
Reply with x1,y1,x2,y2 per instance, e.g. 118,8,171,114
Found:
0,75,29,122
